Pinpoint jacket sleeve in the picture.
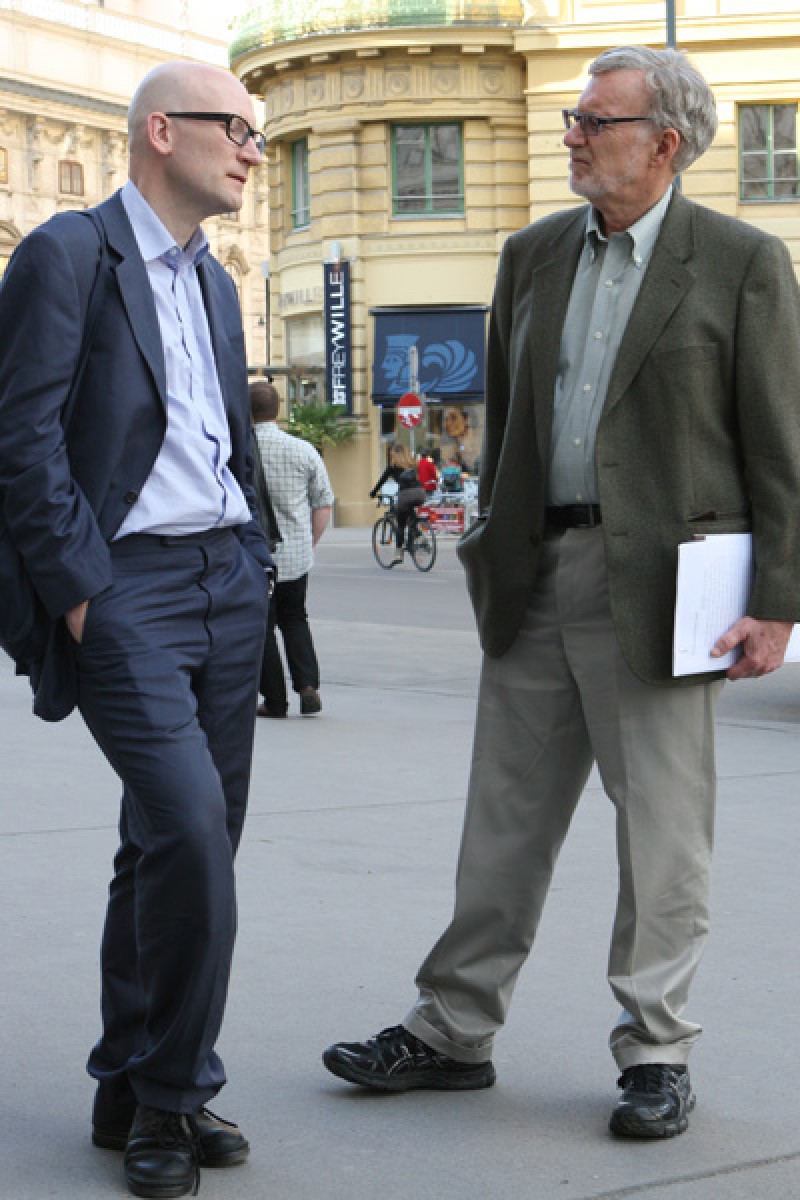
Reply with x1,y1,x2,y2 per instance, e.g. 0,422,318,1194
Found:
0,224,112,618
735,234,800,621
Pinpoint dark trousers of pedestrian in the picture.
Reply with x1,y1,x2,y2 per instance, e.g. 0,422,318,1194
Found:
259,572,319,715
396,485,426,549
73,528,269,1121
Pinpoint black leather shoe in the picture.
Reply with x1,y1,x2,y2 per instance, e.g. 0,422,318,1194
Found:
94,1106,249,1168
299,687,322,716
609,1064,695,1138
322,1024,496,1092
124,1106,198,1198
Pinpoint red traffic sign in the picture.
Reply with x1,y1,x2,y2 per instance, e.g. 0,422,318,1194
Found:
397,392,423,429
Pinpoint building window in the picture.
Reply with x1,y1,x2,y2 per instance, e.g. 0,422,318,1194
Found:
0,148,7,185
58,160,84,196
291,139,310,229
392,124,463,216
740,104,799,202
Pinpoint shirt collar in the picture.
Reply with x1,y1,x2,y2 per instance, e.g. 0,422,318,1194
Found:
585,184,673,269
120,180,209,269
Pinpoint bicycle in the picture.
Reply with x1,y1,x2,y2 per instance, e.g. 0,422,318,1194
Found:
372,499,437,572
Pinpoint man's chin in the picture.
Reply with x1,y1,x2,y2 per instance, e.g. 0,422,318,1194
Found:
569,175,600,203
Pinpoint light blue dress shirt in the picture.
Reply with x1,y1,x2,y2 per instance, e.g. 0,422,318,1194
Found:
115,180,249,538
549,186,673,506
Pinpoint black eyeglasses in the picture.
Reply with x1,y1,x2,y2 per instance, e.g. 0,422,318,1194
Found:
165,112,266,155
562,109,653,137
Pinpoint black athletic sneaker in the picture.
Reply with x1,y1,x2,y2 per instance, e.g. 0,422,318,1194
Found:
609,1064,695,1138
322,1024,496,1092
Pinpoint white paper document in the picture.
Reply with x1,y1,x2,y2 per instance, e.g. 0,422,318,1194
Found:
673,533,800,676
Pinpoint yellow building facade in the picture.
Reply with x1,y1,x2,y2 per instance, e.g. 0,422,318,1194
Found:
0,0,270,360
232,0,800,527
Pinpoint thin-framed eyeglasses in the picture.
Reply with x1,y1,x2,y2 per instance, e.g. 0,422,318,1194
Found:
165,111,266,154
562,109,653,137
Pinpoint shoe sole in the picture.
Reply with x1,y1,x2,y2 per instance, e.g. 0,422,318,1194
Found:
322,1052,496,1092
609,1093,695,1139
125,1176,195,1200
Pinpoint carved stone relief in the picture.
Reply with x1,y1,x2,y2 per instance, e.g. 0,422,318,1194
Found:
342,69,366,101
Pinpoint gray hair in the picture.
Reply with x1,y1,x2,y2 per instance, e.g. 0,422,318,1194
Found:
589,46,718,173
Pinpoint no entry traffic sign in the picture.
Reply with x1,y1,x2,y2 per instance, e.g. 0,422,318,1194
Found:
397,392,423,429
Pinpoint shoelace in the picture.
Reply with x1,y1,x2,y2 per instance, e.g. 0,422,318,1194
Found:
138,1111,201,1196
620,1064,683,1093
195,1106,240,1131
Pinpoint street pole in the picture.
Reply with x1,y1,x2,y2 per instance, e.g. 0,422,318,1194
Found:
666,0,677,49
666,0,681,191
408,345,419,455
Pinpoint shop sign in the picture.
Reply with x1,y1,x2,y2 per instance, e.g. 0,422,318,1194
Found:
370,305,487,403
419,505,466,535
324,261,352,413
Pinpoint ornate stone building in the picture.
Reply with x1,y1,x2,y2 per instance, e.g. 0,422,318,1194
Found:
232,0,800,527
0,0,270,360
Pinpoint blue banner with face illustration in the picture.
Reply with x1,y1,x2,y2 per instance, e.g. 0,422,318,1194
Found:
325,261,352,413
371,306,487,403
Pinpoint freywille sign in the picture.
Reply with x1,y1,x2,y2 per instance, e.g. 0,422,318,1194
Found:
324,260,352,414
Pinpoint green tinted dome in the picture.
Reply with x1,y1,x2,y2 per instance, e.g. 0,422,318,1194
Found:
231,1,524,56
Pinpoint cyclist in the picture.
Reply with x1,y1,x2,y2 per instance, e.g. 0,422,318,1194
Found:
370,443,426,562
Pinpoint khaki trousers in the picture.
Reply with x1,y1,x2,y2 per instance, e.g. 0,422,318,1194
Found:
404,526,723,1070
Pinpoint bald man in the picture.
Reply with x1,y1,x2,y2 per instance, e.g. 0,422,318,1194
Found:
0,63,273,1197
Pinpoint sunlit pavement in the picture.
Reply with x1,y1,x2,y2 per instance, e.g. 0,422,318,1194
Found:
1,526,798,1199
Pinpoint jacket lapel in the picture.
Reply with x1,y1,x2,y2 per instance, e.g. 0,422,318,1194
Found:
527,211,586,454
96,193,167,408
603,190,695,413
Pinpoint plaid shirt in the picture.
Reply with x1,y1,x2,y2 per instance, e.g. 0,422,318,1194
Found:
253,422,334,582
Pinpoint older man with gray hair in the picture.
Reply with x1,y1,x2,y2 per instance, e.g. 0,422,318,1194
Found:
323,46,800,1138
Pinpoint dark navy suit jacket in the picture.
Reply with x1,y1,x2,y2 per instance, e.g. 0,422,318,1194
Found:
0,190,270,716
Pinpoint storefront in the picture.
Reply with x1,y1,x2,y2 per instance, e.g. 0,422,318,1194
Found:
371,304,488,475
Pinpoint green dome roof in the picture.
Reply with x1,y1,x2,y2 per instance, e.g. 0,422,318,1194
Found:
231,1,524,58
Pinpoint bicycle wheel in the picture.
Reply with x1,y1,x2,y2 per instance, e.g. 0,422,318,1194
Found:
372,515,400,569
410,521,437,572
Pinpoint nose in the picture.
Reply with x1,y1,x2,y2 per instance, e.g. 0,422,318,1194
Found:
563,121,586,148
240,136,263,165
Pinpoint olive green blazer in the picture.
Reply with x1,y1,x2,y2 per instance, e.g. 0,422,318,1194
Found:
458,190,800,684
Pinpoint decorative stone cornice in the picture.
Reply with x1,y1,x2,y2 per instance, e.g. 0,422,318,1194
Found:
257,50,524,141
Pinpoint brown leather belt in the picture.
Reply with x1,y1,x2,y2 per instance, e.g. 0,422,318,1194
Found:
545,504,602,530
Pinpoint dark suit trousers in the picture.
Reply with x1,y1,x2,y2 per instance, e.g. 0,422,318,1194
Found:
74,528,268,1115
259,573,319,712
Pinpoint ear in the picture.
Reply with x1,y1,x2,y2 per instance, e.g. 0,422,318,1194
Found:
652,125,682,169
147,112,173,157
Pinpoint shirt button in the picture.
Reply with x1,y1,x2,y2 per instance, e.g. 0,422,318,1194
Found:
573,438,581,446
605,279,613,288
594,331,603,340
583,384,591,393
124,491,138,505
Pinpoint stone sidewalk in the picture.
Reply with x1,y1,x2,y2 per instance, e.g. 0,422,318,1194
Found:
0,528,798,1199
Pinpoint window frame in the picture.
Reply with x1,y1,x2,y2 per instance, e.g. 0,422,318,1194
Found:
58,159,84,197
739,102,800,204
391,122,464,217
0,147,8,186
291,138,310,229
